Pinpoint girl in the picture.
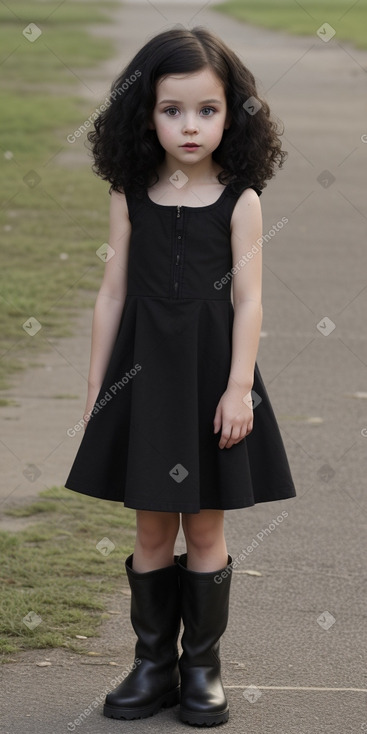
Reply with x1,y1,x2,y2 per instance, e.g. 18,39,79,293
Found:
65,26,296,727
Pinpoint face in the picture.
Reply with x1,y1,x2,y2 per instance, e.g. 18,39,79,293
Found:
149,67,230,166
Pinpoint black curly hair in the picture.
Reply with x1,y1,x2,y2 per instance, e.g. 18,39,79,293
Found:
86,25,287,198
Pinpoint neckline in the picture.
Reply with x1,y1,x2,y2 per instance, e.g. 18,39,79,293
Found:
145,185,229,210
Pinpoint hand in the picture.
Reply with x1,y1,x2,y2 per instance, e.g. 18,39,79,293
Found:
213,383,254,449
83,385,101,432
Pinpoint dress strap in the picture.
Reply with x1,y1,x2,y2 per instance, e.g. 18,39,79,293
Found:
124,189,145,222
225,182,262,199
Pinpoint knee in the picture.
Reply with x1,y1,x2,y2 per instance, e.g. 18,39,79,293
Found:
136,512,179,553
182,512,224,553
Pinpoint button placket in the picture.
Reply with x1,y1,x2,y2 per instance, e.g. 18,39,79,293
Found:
173,205,184,298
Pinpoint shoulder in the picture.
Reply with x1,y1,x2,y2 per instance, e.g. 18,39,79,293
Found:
230,187,262,233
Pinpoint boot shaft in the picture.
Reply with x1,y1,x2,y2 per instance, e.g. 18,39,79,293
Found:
177,554,232,665
125,554,181,661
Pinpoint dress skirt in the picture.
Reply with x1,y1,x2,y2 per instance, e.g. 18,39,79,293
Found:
64,294,296,513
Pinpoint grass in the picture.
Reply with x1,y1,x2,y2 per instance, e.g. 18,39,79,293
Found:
214,0,367,49
0,1,118,390
0,0,136,667
0,486,136,661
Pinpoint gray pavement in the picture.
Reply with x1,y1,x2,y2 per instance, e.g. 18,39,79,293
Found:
1,1,367,732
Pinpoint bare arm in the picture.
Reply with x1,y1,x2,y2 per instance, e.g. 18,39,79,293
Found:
228,300,263,391
214,188,263,448
228,187,263,390
84,190,131,423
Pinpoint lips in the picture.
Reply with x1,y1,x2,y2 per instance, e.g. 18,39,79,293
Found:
181,143,200,148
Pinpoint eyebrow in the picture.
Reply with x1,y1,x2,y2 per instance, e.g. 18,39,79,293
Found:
158,99,223,105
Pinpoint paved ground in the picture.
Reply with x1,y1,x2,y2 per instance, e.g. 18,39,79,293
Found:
1,1,367,732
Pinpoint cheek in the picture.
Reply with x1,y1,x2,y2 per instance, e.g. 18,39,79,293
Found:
156,122,176,140
212,117,227,137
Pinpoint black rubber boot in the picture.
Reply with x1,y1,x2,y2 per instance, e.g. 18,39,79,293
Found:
177,553,233,727
103,554,181,720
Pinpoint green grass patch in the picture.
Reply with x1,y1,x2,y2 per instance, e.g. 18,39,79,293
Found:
214,0,367,49
0,0,116,23
0,1,119,391
0,398,18,407
0,486,136,661
0,1,117,85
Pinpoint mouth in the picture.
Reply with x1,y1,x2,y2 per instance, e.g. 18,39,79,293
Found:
181,143,200,148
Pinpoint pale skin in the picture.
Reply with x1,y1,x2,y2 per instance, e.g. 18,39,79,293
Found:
83,68,263,572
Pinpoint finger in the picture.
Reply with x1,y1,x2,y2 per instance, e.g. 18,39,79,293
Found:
231,430,246,445
223,423,249,448
213,406,222,434
230,427,241,441
224,436,236,449
219,431,231,449
213,418,220,434
218,421,232,449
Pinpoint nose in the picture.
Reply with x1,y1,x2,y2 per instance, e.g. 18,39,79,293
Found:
182,115,199,134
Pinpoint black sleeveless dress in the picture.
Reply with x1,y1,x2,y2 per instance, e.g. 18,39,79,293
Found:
64,184,296,512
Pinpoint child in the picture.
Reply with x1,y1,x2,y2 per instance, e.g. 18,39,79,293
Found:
65,25,296,727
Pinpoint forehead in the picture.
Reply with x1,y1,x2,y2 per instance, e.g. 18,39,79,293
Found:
156,68,225,101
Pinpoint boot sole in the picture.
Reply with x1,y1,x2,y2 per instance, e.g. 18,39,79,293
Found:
103,685,180,720
179,706,229,727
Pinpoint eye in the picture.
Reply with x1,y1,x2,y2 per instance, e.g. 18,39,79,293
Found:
162,106,217,117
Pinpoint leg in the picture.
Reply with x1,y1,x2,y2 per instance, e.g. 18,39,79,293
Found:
178,510,232,727
182,509,228,572
103,510,181,720
133,510,180,571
